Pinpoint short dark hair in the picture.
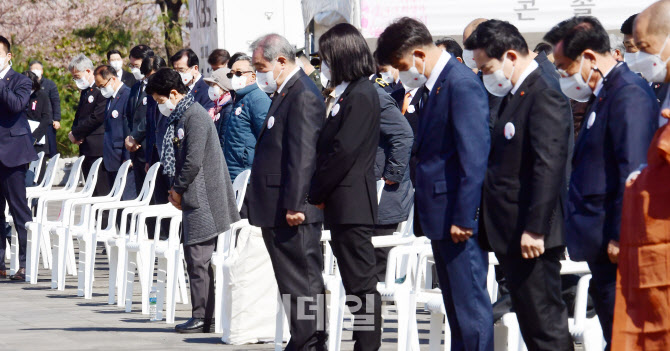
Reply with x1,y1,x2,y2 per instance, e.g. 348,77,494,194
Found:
319,23,376,87
107,49,122,61
435,38,463,59
621,14,638,35
170,48,199,68
129,45,153,60
29,60,43,68
464,19,529,59
544,16,610,60
0,35,10,53
227,52,247,69
208,49,230,66
94,65,117,80
23,71,41,91
145,68,189,97
140,56,167,76
533,42,553,55
375,17,434,66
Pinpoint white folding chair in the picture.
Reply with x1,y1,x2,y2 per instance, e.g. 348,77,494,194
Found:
26,151,45,186
25,153,60,198
154,212,186,323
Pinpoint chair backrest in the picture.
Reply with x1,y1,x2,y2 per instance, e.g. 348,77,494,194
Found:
27,151,45,186
232,169,251,212
376,179,385,204
134,162,162,204
81,158,104,197
400,205,415,237
38,153,60,190
107,159,133,199
63,156,85,191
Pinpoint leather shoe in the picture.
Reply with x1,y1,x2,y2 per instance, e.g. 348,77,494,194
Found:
0,269,6,278
10,268,25,281
175,318,213,333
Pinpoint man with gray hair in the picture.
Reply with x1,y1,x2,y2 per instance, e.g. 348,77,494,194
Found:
609,33,625,61
68,54,111,197
245,33,327,350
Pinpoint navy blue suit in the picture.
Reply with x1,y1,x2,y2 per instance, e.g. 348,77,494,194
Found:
103,84,135,199
190,77,215,113
0,68,38,270
566,62,658,347
415,53,493,350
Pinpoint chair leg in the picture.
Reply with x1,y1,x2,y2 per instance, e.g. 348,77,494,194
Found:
428,312,443,351
117,243,128,307
84,238,96,299
107,243,118,305
26,223,39,284
275,292,286,351
59,230,72,291
166,249,180,324
394,289,411,351
155,256,167,322
66,235,77,276
125,251,138,313
177,256,188,305
213,262,223,334
76,236,86,296
42,227,53,270
50,230,62,289
328,280,346,351
10,226,19,275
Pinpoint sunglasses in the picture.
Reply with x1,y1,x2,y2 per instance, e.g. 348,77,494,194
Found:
226,70,253,79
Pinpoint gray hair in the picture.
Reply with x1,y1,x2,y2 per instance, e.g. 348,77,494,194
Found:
68,54,94,72
231,54,255,71
249,33,296,63
609,34,625,54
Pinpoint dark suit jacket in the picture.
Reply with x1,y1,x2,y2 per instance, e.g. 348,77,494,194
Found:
120,70,137,89
246,69,325,228
39,77,61,121
566,63,658,262
26,90,53,150
145,95,160,163
103,84,132,171
0,68,38,167
191,77,215,113
391,86,424,184
71,85,106,157
126,80,148,163
308,77,381,225
482,67,572,255
414,57,490,240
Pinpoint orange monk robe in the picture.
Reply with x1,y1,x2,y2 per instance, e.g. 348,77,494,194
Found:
612,119,670,351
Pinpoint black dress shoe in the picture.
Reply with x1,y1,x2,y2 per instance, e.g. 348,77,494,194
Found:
175,318,213,333
10,268,25,281
0,269,6,278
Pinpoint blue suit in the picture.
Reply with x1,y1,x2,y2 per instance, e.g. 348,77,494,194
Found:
566,62,658,347
103,84,135,199
0,68,38,270
191,77,215,113
415,53,493,351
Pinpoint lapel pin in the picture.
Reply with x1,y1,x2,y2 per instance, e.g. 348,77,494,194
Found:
520,91,525,96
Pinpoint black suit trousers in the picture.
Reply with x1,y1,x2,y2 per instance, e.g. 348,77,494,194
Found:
497,247,573,351
262,223,327,351
183,236,216,319
81,156,111,198
329,224,382,351
0,163,32,268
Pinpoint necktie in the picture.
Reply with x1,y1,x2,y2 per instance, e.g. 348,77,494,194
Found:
401,91,412,114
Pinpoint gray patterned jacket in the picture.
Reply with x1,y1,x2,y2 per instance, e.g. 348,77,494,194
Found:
172,103,241,246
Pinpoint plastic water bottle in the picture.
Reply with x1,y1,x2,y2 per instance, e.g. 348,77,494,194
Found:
149,287,158,321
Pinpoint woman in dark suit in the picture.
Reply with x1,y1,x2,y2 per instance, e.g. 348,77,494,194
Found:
308,23,382,350
23,70,52,182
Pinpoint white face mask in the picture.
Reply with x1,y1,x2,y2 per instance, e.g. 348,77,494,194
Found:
208,85,223,101
559,56,594,102
623,52,639,69
110,60,123,73
179,70,194,86
320,71,329,88
398,55,427,90
31,69,43,80
74,76,90,90
628,36,670,83
131,67,144,80
231,75,248,91
158,96,176,116
256,61,284,93
320,62,331,82
100,82,115,99
0,55,9,71
482,54,515,97
462,49,477,70
380,71,395,84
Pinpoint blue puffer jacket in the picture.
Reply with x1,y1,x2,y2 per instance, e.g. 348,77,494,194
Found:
223,83,271,181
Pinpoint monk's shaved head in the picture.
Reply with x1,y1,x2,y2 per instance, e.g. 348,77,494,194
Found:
463,18,488,42
638,0,670,37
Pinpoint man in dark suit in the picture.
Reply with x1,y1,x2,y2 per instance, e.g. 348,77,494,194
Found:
170,49,215,115
124,45,154,195
377,18,493,350
545,17,659,349
0,35,39,280
29,60,61,157
68,54,110,197
247,34,327,350
107,49,137,88
94,65,135,199
466,20,574,350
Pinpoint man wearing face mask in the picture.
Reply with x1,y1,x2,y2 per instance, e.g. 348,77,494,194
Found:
221,54,270,182
68,54,110,198
465,20,573,350
169,49,215,117
107,49,137,88
376,17,493,350
545,16,659,350
29,60,61,157
94,65,135,199
247,33,327,350
0,35,39,281
372,64,400,93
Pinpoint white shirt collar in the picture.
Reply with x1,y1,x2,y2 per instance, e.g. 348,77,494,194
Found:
0,65,10,79
408,87,419,99
333,81,350,99
278,66,301,93
593,63,616,98
116,69,123,80
189,73,201,90
112,82,124,99
511,60,538,95
425,50,451,93
89,79,95,88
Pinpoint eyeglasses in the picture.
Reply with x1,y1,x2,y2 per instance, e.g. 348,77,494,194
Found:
226,70,253,79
